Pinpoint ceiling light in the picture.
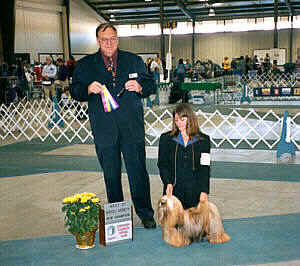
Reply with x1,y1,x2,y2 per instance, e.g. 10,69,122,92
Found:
145,0,152,2
209,8,215,17
109,14,116,21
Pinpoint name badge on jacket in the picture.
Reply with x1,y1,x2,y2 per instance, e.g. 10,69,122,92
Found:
129,73,138,79
200,153,210,166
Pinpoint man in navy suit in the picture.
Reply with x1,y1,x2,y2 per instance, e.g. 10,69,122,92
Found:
70,23,156,229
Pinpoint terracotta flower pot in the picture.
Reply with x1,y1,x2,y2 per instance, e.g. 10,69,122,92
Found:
73,230,97,249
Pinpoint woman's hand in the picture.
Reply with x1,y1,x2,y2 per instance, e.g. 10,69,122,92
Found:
166,184,173,197
200,192,208,201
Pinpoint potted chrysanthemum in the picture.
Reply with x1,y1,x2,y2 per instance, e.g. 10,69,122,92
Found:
62,192,101,249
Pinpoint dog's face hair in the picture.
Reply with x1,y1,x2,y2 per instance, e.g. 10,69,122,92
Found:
157,195,190,247
157,196,168,226
157,195,184,228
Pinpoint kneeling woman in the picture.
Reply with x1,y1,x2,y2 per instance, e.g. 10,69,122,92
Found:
157,103,211,209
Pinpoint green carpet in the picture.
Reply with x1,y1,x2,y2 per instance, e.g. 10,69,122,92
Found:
1,213,299,266
0,142,299,181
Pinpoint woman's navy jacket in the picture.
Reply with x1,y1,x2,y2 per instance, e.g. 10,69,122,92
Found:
158,131,211,196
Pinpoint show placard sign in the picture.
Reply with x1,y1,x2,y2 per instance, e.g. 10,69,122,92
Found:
99,200,133,246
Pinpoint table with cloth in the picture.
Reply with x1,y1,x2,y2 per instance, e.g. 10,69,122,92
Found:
180,82,222,104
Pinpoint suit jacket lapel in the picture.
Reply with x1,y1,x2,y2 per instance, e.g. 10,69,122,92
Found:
93,51,111,82
116,50,127,78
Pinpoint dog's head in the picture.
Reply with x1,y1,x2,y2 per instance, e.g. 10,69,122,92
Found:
157,195,184,228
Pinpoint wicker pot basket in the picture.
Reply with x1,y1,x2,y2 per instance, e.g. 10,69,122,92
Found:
73,230,97,249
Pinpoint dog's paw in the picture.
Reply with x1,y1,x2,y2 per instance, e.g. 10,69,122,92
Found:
208,232,231,244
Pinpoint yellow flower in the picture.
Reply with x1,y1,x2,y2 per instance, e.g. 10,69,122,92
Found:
91,198,100,203
81,197,88,203
84,206,91,210
63,197,71,203
80,192,97,198
79,208,86,213
71,211,75,215
70,196,77,203
74,194,81,200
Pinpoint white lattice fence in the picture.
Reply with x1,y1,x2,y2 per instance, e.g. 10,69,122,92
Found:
1,98,299,150
144,108,300,150
0,98,92,143
199,72,297,89
198,109,282,149
243,72,297,89
186,72,300,104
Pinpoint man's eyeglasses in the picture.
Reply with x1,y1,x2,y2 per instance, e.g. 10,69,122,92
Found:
99,37,118,44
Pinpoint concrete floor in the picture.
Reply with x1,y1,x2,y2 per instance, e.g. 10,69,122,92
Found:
0,144,300,266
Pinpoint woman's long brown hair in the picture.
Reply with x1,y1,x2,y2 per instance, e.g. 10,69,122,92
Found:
170,103,201,138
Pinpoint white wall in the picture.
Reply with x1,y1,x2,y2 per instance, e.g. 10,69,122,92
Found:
15,0,64,63
119,29,300,65
69,0,104,55
14,0,300,65
14,0,105,62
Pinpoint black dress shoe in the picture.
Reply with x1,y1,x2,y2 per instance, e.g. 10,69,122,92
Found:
142,217,156,229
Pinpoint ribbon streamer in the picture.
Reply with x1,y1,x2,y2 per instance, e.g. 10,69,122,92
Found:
100,85,119,112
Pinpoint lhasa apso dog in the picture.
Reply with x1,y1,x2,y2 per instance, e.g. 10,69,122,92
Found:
157,195,230,247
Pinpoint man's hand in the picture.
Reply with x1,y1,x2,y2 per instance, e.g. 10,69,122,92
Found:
125,80,142,94
88,81,105,95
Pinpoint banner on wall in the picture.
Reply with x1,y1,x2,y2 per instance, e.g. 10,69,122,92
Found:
261,88,271,96
254,49,286,65
253,87,300,97
281,87,292,96
294,88,300,95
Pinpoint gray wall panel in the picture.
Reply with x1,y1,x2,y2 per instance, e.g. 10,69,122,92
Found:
69,0,104,55
15,2,63,63
119,36,161,55
14,0,300,66
118,29,299,65
15,0,105,62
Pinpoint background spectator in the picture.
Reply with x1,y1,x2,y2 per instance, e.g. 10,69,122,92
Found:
67,55,77,81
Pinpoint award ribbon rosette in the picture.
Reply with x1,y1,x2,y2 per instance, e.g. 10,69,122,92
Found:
100,85,119,112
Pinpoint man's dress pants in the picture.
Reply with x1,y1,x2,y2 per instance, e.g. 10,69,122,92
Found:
95,141,154,220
